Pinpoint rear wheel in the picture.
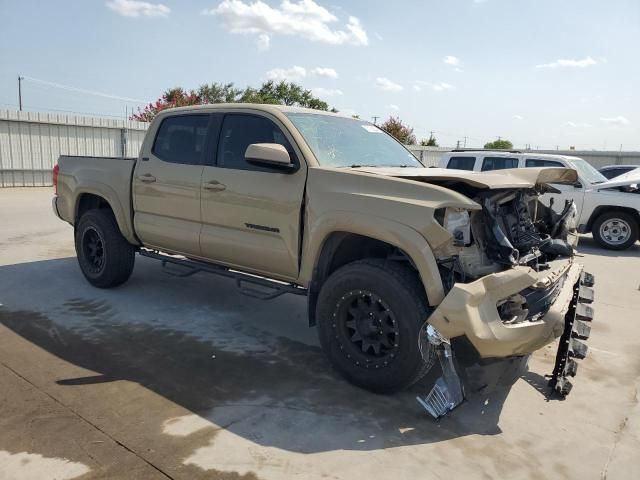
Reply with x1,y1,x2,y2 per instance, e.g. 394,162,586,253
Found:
316,259,436,393
592,211,638,250
75,209,135,288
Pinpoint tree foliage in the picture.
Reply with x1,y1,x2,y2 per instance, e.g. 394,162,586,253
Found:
132,81,330,122
379,116,417,145
420,135,438,147
484,138,514,150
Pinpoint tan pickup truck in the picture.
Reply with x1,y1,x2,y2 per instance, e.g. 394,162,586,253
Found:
53,104,595,417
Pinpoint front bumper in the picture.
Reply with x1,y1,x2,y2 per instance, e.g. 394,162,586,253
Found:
428,258,585,358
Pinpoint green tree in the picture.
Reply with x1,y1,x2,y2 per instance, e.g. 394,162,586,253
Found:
132,81,330,121
379,116,417,145
484,138,514,150
420,134,438,147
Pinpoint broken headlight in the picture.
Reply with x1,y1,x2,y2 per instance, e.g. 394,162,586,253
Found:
437,208,471,247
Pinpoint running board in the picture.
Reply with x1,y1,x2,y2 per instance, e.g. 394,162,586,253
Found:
139,249,307,300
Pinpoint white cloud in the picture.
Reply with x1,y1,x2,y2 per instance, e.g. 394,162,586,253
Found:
600,116,630,126
512,115,524,120
535,56,597,69
106,0,170,17
205,0,368,51
257,33,271,50
312,87,343,97
413,80,454,92
311,67,338,78
266,65,307,81
565,121,592,128
375,77,403,92
444,55,460,66
387,104,400,111
431,82,454,92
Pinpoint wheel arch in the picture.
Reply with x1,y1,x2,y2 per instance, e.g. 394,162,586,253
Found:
585,205,640,232
73,187,139,245
304,222,444,326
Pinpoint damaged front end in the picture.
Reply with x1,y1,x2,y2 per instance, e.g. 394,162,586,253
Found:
417,175,594,418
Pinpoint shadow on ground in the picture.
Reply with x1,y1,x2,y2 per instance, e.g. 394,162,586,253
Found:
0,256,538,455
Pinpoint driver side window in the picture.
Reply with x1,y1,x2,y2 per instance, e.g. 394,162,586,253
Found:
217,114,296,172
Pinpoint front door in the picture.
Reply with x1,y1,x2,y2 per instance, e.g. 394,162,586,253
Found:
133,113,211,256
200,112,307,281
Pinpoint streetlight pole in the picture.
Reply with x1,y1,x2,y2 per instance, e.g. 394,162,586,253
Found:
18,75,24,111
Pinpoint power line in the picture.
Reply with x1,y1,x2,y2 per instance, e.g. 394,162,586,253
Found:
22,76,149,104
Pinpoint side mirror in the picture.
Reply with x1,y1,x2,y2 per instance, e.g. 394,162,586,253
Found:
245,143,296,172
573,181,582,189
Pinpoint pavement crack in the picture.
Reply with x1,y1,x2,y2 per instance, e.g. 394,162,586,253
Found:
0,360,176,480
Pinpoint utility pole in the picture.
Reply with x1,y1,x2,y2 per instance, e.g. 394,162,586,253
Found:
18,75,24,111
463,136,467,148
456,140,460,149
371,116,379,125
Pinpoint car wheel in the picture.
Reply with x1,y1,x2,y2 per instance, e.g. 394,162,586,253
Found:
592,211,639,250
75,209,136,288
316,258,436,393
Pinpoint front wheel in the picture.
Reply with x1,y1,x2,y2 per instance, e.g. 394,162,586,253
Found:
316,259,436,393
75,209,136,288
592,211,638,250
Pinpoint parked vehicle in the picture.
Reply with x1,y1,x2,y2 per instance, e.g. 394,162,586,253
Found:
53,105,594,417
440,151,640,250
599,164,640,180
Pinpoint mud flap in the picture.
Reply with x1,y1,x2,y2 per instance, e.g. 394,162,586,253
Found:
548,271,595,396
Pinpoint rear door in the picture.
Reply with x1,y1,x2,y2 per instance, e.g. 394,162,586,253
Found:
199,112,307,281
133,113,211,256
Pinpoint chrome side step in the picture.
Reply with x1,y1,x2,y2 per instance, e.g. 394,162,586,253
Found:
139,249,307,300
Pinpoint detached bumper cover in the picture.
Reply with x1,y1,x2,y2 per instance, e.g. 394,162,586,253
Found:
428,258,584,358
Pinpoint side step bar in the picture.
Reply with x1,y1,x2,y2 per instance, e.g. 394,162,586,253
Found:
139,249,307,300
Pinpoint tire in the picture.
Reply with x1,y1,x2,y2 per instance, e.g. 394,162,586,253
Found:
592,211,639,250
75,209,136,288
316,258,436,393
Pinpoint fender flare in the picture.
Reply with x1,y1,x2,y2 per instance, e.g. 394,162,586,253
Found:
299,212,446,308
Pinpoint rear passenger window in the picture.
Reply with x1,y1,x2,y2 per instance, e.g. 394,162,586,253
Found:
152,115,210,165
446,156,475,170
525,159,563,168
481,157,518,171
217,114,295,172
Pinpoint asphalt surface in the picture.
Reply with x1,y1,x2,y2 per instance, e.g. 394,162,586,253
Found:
0,187,639,480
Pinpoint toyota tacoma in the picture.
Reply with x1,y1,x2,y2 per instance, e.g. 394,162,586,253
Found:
52,104,595,417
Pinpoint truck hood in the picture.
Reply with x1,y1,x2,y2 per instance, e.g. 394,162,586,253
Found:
595,169,640,190
352,166,578,190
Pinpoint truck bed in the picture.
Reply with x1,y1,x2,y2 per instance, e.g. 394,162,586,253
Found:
54,155,138,244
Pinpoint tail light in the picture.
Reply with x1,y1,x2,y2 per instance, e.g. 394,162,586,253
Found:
52,164,59,194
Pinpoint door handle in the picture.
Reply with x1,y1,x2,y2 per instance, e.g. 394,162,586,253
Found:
203,180,226,192
138,173,156,183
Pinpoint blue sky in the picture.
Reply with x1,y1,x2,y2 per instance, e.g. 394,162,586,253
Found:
1,0,639,149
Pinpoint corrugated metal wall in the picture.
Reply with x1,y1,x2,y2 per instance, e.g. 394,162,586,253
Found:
0,110,148,187
2,108,640,187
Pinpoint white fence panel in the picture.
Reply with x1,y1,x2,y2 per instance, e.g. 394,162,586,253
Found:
0,109,149,187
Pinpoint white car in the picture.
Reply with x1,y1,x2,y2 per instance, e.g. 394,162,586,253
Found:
439,151,640,250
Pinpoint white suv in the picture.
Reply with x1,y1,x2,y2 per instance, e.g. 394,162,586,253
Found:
439,151,640,250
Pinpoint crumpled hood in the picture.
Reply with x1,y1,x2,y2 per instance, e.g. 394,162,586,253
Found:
595,169,640,190
352,166,578,190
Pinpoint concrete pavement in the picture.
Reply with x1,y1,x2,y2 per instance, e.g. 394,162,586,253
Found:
0,187,638,479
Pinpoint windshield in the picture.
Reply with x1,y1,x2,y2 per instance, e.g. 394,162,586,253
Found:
566,158,607,184
286,113,423,168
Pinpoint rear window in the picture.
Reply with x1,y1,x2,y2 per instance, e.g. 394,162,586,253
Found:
446,156,476,170
152,115,210,165
481,157,518,171
525,159,564,168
